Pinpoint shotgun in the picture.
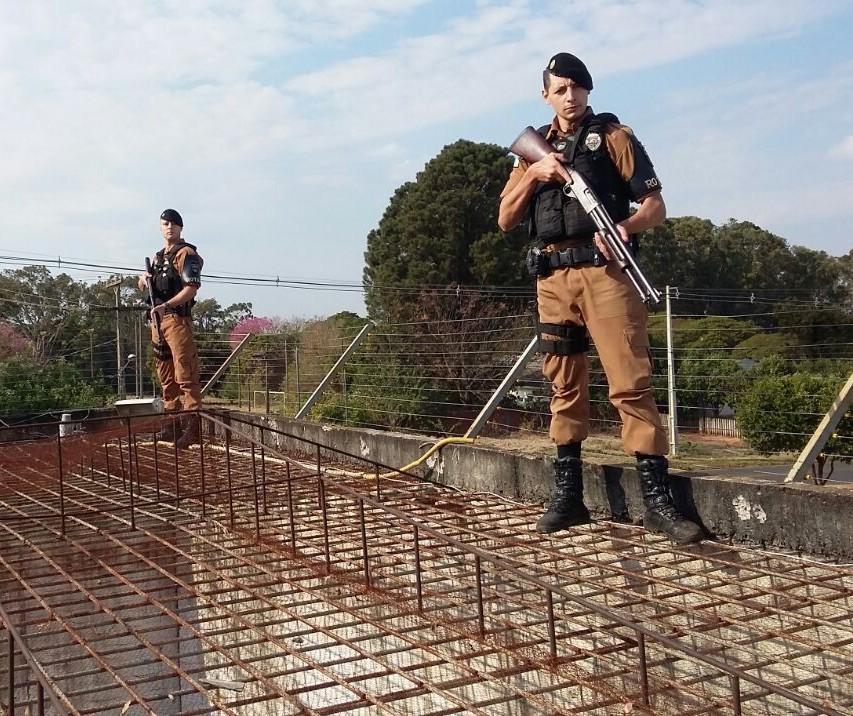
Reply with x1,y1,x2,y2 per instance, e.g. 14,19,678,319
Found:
145,257,166,344
509,125,662,304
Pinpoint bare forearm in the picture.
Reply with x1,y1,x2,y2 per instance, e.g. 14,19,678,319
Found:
621,192,666,234
168,285,199,306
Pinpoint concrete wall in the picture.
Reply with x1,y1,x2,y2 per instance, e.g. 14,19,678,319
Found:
220,413,853,560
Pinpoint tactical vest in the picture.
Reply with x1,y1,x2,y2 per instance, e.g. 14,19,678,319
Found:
529,113,631,246
151,241,197,309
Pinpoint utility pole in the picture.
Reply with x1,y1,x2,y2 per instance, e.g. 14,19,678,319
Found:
106,277,124,398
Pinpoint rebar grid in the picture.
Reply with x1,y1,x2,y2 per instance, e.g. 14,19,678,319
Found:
0,414,851,716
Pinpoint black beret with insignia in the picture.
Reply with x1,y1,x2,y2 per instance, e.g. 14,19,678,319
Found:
546,52,593,91
160,208,183,227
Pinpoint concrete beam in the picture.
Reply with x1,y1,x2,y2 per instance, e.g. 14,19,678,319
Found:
222,415,853,561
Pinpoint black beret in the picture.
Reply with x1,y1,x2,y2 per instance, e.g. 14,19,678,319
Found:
546,52,593,91
160,208,183,227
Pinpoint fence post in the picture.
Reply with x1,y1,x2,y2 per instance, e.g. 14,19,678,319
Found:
295,322,374,419
786,371,853,483
465,336,538,439
666,286,679,456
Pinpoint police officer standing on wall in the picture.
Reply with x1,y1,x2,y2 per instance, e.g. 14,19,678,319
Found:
138,208,204,448
498,52,702,544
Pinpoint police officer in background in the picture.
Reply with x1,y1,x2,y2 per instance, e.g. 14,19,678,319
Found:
498,52,702,544
138,208,204,448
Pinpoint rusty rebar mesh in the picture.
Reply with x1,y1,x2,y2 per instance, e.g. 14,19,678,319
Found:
0,417,851,716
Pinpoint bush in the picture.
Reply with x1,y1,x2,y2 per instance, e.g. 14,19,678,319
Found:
0,356,109,414
737,372,853,458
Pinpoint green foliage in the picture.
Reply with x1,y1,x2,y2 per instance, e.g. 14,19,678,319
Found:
216,330,293,406
642,216,718,295
642,218,849,328
0,356,109,414
363,139,528,320
193,298,253,334
747,354,796,378
731,332,796,361
311,359,439,432
648,315,761,349
676,349,745,415
737,372,853,459
193,298,254,391
308,312,441,431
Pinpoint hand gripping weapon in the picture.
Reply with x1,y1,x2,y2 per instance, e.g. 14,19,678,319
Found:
509,126,662,304
145,257,165,344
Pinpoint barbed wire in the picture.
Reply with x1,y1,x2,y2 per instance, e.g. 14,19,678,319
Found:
1,252,851,311
1,261,850,478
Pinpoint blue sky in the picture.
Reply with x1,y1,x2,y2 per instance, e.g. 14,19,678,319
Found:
0,0,851,320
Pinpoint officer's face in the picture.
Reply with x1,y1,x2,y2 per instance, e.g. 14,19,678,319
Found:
542,75,589,125
160,219,182,242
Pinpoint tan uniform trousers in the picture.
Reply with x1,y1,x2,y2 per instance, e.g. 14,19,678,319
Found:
151,314,202,412
537,261,668,456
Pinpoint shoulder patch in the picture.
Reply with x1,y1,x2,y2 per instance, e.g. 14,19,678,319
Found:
634,137,654,167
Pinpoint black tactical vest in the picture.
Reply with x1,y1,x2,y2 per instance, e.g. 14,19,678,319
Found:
529,113,631,246
151,242,197,304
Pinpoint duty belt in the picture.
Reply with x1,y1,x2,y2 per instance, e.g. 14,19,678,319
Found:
547,244,598,268
527,242,604,278
159,302,192,318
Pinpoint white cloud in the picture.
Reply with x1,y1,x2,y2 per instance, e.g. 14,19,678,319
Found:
830,135,853,160
0,0,850,315
281,0,845,150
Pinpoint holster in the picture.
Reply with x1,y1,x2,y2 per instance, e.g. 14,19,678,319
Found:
530,302,590,356
152,340,172,361
526,247,552,277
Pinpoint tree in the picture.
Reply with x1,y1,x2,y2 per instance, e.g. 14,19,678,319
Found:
0,266,87,361
193,298,253,335
641,218,848,324
188,299,254,393
642,216,717,298
363,139,528,320
652,316,761,352
676,348,745,416
737,372,853,483
0,323,30,361
217,315,302,407
230,316,275,349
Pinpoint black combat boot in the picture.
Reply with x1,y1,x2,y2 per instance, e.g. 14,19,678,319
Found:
154,416,182,443
175,415,201,449
636,456,703,545
536,457,591,533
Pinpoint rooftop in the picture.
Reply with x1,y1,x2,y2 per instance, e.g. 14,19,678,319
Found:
0,412,851,715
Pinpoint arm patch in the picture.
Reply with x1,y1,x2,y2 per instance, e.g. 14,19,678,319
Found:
181,254,203,285
626,133,662,201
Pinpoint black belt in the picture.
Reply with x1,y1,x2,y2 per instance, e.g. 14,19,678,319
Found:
159,302,191,317
548,244,598,268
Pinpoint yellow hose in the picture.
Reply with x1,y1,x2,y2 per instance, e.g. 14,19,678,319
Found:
379,436,474,478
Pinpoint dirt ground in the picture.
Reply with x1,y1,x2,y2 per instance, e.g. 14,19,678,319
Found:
475,430,794,472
